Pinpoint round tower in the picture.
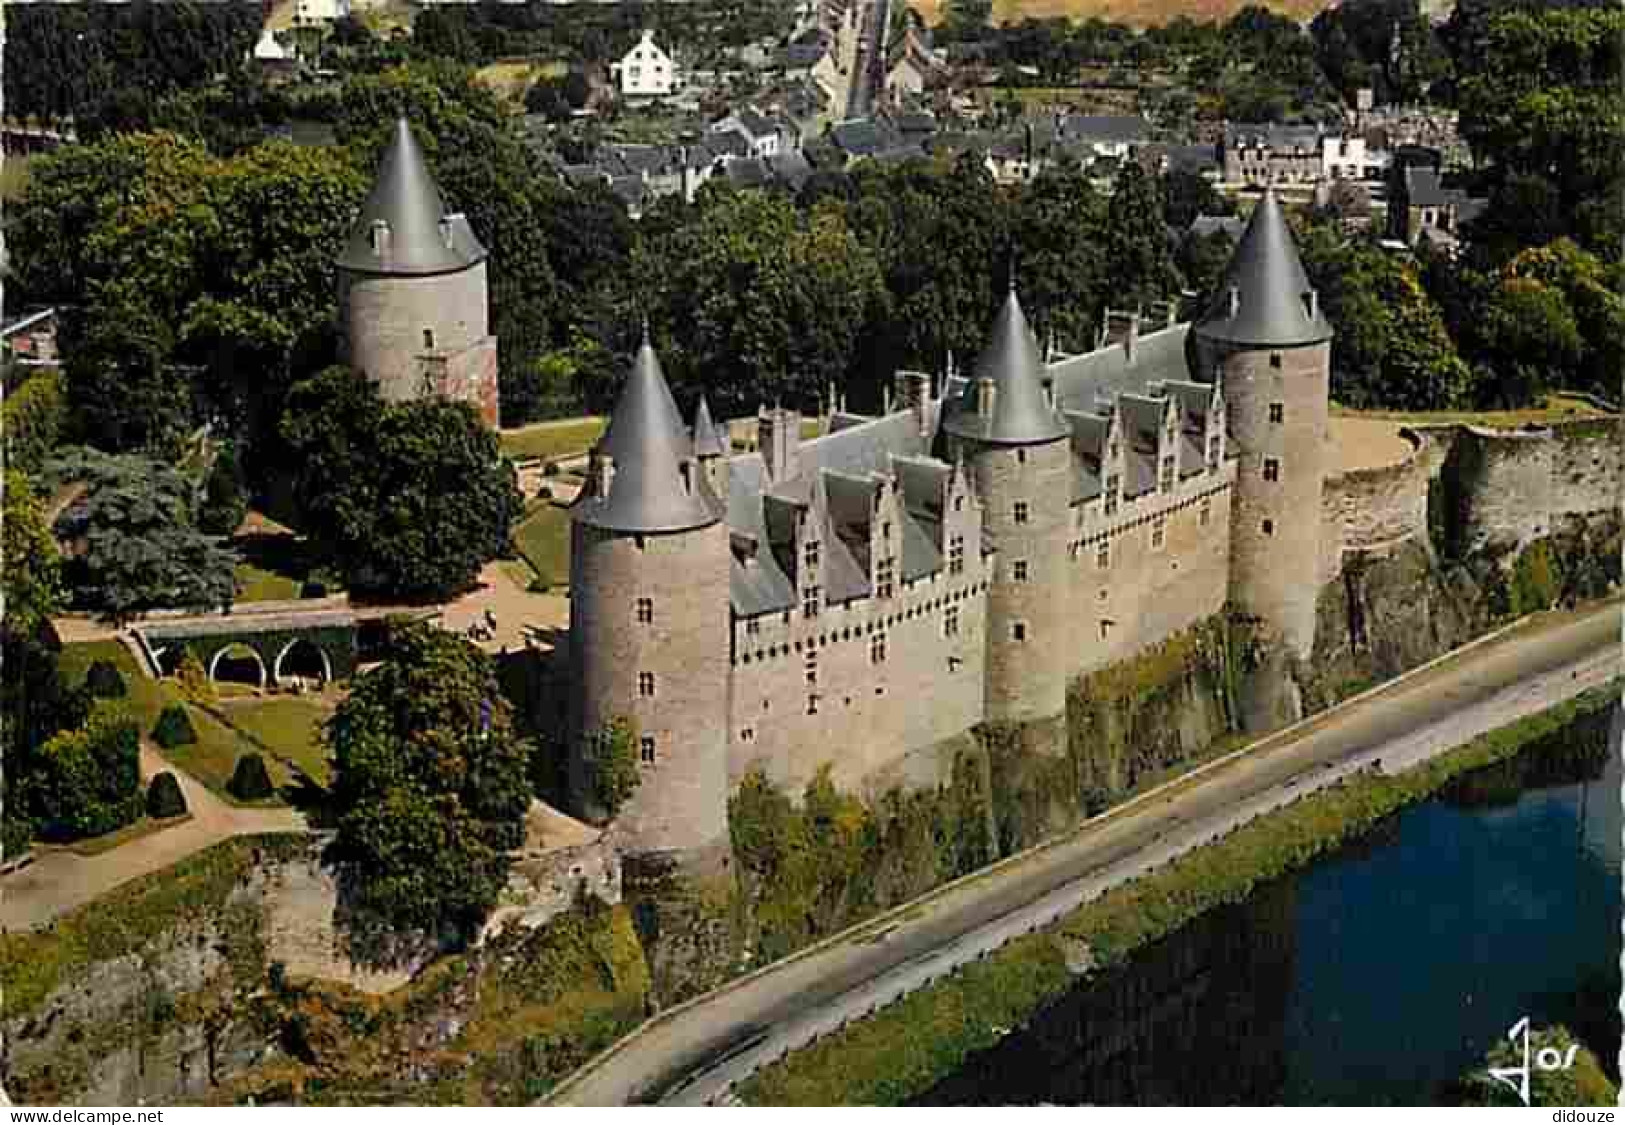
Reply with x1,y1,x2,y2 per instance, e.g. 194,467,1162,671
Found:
568,331,730,866
943,286,1073,724
336,118,500,426
1193,189,1333,659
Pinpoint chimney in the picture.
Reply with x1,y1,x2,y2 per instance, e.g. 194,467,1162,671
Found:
976,377,996,418
895,371,931,436
369,219,391,257
1227,285,1241,318
758,405,801,482
438,215,456,249
1304,289,1319,320
1103,308,1140,361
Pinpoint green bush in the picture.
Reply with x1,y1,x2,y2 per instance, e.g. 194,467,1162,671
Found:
1507,538,1560,617
33,703,143,841
3,810,35,860
2,369,66,475
84,659,127,699
151,703,197,749
228,753,275,802
146,772,188,819
197,442,248,536
589,717,641,820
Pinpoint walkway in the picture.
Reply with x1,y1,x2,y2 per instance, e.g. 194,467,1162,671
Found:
551,601,1622,1106
1,745,306,932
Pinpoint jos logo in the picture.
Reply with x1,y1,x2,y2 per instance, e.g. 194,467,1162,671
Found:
1488,1017,1581,1106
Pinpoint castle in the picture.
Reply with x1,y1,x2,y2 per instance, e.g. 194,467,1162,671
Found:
336,118,501,426
564,189,1334,867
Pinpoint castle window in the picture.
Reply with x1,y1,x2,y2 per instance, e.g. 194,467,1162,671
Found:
1262,519,1275,536
1159,456,1175,492
640,736,656,764
1269,353,1282,370
1269,402,1284,424
1207,435,1220,471
1104,476,1120,516
636,598,653,624
807,694,820,715
1017,448,1027,464
1012,622,1027,642
949,534,965,576
944,606,960,637
954,495,965,513
1012,559,1029,582
1263,457,1280,482
1151,516,1166,551
883,521,892,540
805,539,820,569
803,585,821,618
870,634,887,664
746,619,761,637
741,727,755,743
783,611,792,626
1014,501,1029,525
638,672,655,697
1097,542,1110,569
1199,498,1212,527
805,653,818,686
876,557,895,600
423,328,435,351
1100,620,1112,640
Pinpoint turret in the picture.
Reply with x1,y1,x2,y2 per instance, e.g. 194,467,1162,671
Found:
336,118,500,426
691,394,729,499
1193,188,1332,659
941,284,1072,724
568,330,730,866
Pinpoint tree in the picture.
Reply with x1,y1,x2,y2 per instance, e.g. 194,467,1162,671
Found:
1476,277,1583,407
1163,168,1230,231
3,370,68,475
3,471,63,641
1104,161,1180,311
146,772,189,819
1010,163,1108,354
280,369,523,602
229,753,275,802
31,703,143,842
84,660,128,700
48,448,237,622
326,620,532,941
198,441,248,537
587,717,641,819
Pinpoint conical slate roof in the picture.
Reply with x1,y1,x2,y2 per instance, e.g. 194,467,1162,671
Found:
1194,189,1332,348
943,287,1070,446
336,118,488,277
691,395,729,458
573,335,717,534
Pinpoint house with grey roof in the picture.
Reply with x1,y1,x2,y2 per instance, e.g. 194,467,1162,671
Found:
1387,164,1486,252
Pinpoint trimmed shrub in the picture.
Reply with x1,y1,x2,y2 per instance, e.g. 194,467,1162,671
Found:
228,753,274,801
84,659,127,699
198,442,249,536
151,703,197,749
146,772,188,819
33,703,143,840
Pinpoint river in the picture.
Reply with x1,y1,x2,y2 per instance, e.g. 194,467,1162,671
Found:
917,701,1621,1106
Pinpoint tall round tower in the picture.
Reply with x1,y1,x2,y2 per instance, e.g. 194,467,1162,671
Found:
943,286,1073,724
336,118,500,426
568,330,731,866
1193,189,1333,659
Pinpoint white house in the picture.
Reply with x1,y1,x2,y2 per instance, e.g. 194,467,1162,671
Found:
1321,134,1385,181
292,0,350,26
616,30,679,99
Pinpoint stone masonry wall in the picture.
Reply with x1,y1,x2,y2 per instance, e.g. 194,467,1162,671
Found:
339,261,489,405
1319,429,1430,584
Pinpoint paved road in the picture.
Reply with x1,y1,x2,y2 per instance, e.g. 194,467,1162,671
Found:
1,745,306,932
845,0,890,119
552,602,1621,1106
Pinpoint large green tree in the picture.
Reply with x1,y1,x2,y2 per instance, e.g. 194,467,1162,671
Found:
29,703,143,843
1103,161,1180,312
280,368,523,602
326,620,532,943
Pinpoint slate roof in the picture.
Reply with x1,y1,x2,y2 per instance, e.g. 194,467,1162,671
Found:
692,395,729,457
1193,189,1333,348
942,288,1071,446
1226,122,1323,153
1059,114,1150,144
336,118,487,277
1049,323,1193,415
573,336,717,534
1189,214,1245,241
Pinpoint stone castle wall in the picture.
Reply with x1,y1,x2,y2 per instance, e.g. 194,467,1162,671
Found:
339,261,490,407
1067,469,1236,681
1447,418,1622,555
1319,430,1430,584
569,520,732,856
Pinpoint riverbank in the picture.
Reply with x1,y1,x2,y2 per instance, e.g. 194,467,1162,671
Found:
738,682,1620,1106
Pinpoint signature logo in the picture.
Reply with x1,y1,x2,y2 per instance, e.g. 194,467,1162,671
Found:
1488,1017,1581,1106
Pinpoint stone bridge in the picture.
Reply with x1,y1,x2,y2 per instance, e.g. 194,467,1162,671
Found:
134,608,363,690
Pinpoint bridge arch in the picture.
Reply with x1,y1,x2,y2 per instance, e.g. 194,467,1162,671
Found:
274,637,332,687
209,642,267,690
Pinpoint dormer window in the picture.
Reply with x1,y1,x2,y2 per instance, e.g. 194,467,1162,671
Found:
370,219,390,256
423,328,435,351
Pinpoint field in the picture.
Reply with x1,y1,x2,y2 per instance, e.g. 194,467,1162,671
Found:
235,562,303,603
909,0,1333,25
475,58,569,106
499,417,606,463
215,697,333,788
513,501,573,590
1331,392,1612,430
59,641,296,803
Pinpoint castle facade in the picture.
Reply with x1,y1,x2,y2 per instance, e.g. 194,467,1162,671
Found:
567,191,1336,865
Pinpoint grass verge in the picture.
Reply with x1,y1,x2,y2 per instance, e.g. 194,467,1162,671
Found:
513,503,572,590
499,418,606,463
739,683,1618,1105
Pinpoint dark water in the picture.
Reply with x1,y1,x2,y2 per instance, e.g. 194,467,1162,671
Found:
919,703,1621,1106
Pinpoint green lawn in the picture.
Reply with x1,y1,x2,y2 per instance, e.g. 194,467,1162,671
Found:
1332,392,1611,429
499,418,606,463
59,641,291,804
216,698,332,787
513,503,572,590
235,562,303,603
